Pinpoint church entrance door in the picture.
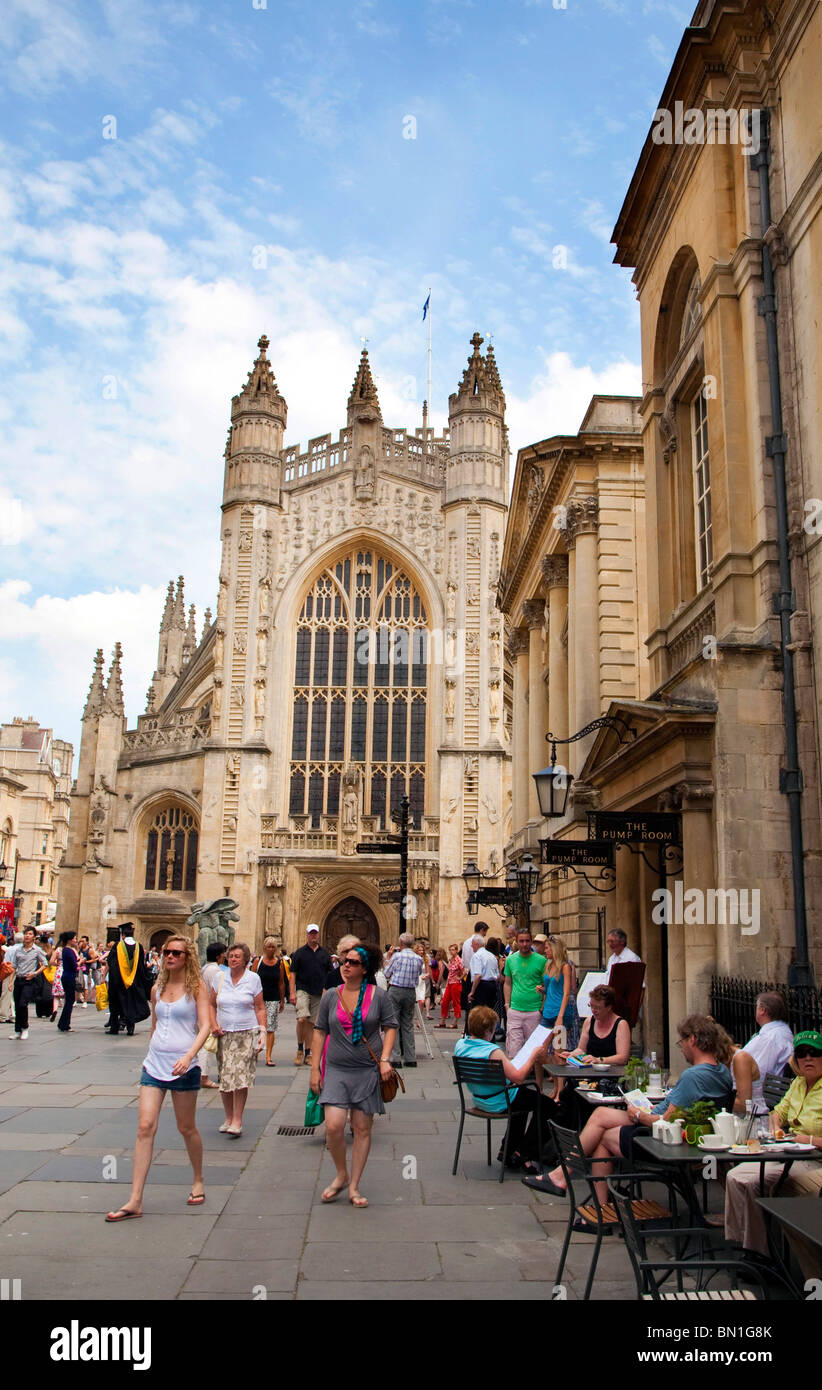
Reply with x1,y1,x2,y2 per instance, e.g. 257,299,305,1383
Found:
322,897,380,954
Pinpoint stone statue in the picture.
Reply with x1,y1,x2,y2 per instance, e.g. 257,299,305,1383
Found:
187,898,240,964
265,893,284,942
355,444,375,497
342,786,358,833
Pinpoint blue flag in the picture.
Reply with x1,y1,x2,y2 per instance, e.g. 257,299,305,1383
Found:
422,294,430,321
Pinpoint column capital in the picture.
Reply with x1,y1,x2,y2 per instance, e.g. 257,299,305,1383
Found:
566,496,599,549
541,553,569,589
521,598,546,630
658,779,714,813
506,627,530,660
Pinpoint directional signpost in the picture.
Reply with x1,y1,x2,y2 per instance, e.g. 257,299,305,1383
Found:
356,796,410,930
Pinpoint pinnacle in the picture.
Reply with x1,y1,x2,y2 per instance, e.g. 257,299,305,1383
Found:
173,576,186,630
347,346,382,419
159,580,175,632
104,642,124,716
82,648,106,721
240,332,281,401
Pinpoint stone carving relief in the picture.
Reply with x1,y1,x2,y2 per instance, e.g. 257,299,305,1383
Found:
355,444,375,498
526,464,544,519
301,873,325,906
445,678,456,723
265,862,286,888
234,632,247,654
339,764,361,855
256,627,268,669
488,678,501,725
265,892,284,943
466,535,481,559
481,793,499,825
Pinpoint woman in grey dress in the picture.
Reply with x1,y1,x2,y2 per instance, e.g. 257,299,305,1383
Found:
309,942,397,1208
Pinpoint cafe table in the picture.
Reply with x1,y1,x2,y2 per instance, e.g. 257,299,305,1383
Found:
544,1062,627,1079
756,1197,822,1279
633,1134,822,1221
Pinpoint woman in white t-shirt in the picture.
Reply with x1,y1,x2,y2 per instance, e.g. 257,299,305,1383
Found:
209,942,267,1137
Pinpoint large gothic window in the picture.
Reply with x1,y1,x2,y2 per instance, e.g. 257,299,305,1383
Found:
144,804,199,893
290,549,428,828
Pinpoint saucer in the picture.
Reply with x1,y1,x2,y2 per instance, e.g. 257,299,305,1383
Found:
698,1137,729,1151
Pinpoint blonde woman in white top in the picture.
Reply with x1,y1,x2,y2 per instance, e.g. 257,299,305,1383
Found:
105,937,211,1222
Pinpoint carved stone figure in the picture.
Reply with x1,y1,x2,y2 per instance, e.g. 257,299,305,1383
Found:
256,628,268,668
212,679,222,716
445,679,456,720
266,863,286,888
355,444,375,497
446,582,457,621
234,631,247,654
213,627,224,669
187,898,240,964
265,893,284,942
254,680,266,718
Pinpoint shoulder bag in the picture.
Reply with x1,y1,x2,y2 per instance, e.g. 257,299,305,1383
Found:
337,987,405,1103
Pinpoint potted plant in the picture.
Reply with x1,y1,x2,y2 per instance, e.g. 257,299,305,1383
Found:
623,1056,649,1091
669,1099,719,1146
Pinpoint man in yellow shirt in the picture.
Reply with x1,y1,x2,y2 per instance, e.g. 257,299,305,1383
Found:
725,1030,822,1276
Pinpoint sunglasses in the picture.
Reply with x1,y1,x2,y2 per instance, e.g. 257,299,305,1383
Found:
794,1048,822,1059
341,957,363,967
162,948,184,958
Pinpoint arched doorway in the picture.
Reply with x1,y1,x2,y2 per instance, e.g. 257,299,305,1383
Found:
322,897,380,953
149,928,173,950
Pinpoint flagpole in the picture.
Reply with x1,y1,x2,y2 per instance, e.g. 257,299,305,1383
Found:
426,287,432,440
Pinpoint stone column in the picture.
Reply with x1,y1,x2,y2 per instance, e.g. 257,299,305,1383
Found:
523,598,548,823
507,628,530,837
542,553,569,748
567,497,599,773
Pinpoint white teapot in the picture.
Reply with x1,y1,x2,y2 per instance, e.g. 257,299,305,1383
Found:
711,1109,742,1145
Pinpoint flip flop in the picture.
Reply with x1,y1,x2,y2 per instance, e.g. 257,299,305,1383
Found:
321,1181,349,1203
187,1192,206,1206
105,1208,142,1222
349,1194,368,1208
520,1173,567,1196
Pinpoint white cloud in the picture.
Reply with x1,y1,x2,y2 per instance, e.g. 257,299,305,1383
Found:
506,349,641,458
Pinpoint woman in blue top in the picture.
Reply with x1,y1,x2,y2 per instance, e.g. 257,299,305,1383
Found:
56,931,80,1032
454,1005,553,1171
526,1014,734,1218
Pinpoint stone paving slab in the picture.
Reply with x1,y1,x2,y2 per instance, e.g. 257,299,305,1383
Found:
0,1153,51,1194
0,1132,82,1150
199,1228,306,1261
306,1202,544,1243
0,1107,115,1131
0,1210,219,1257
30,1156,242,1185
3,1181,234,1214
8,1256,195,1301
181,1259,299,1294
301,1240,441,1280
296,1280,564,1301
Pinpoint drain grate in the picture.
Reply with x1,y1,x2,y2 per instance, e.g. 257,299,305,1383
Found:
277,1125,316,1136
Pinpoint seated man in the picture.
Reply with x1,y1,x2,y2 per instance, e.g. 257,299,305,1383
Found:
523,1014,734,1219
725,1030,822,1278
731,991,794,1115
455,1005,552,1171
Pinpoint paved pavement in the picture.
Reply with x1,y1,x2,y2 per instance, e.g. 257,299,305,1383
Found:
0,1004,646,1300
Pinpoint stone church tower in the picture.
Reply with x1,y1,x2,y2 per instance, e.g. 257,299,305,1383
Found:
58,333,511,952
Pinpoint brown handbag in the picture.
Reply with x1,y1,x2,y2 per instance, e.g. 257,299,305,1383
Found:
337,987,405,1102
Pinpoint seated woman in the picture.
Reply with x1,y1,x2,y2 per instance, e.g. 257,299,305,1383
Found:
729,1043,760,1117
523,1014,734,1220
564,984,631,1067
455,1005,552,1172
725,1030,822,1277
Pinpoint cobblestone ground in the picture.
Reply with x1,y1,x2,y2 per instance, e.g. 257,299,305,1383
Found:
0,1005,647,1300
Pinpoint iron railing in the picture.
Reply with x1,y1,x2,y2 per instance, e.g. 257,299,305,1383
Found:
710,974,822,1043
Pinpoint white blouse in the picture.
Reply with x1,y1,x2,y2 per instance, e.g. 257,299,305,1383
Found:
215,969,262,1033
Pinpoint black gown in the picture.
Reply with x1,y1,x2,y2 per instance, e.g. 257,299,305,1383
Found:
106,942,152,1031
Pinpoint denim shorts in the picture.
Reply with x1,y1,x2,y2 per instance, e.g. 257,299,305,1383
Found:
140,1066,201,1092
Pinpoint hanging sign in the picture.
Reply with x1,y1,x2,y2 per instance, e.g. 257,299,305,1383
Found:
540,840,614,869
587,812,681,844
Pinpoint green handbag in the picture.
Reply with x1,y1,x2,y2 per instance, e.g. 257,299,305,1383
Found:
304,1088,324,1128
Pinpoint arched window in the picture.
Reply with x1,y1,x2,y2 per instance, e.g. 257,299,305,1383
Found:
290,549,429,828
144,804,199,893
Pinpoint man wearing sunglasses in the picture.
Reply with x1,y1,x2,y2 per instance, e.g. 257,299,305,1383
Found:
725,1029,822,1276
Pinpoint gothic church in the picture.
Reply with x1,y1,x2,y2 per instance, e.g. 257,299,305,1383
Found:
58,334,512,952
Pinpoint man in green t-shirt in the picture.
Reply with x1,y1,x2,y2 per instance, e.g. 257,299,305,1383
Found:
503,929,547,1060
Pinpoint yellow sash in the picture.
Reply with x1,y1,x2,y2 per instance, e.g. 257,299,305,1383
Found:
116,941,139,989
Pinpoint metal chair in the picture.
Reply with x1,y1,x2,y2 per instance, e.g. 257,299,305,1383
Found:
551,1122,671,1301
451,1055,542,1183
606,1174,767,1301
762,1071,792,1111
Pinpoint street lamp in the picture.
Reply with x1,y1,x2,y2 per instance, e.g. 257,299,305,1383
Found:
461,860,481,897
534,716,637,820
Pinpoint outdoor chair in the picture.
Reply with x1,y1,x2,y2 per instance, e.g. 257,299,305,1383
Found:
551,1122,672,1301
762,1071,792,1111
606,1174,767,1301
451,1055,543,1184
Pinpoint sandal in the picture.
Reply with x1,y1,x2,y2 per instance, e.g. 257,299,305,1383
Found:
105,1207,142,1223
321,1180,349,1203
186,1191,206,1206
520,1172,567,1196
349,1194,368,1208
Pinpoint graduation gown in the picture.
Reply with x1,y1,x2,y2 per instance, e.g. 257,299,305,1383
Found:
106,942,152,1026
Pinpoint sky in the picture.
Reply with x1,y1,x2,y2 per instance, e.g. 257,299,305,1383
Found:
0,0,692,769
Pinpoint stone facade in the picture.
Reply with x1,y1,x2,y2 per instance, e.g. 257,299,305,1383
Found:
58,335,511,952
0,719,73,929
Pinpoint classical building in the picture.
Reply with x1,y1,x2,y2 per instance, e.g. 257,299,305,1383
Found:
58,334,511,952
499,395,646,965
0,719,73,929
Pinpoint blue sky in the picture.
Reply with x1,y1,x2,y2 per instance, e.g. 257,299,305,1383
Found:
0,0,691,763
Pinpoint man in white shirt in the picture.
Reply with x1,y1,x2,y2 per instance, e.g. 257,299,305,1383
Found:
741,992,794,1112
461,923,488,1028
467,934,499,1010
606,929,643,978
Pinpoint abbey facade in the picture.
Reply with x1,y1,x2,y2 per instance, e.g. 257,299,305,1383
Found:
58,335,511,952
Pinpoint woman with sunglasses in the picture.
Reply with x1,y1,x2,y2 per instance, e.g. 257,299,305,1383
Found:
309,943,397,1207
105,937,211,1221
724,1029,822,1275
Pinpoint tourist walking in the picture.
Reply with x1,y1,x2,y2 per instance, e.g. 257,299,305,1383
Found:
198,943,227,1088
384,931,422,1066
55,931,80,1032
254,936,286,1065
210,942,267,1137
7,926,49,1040
105,937,211,1221
309,943,397,1208
288,925,332,1066
502,928,546,1059
467,932,500,1011
436,943,464,1029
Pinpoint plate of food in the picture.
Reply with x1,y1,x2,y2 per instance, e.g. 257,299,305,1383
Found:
729,1143,765,1154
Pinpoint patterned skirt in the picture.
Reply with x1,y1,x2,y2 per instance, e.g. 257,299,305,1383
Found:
217,1030,258,1092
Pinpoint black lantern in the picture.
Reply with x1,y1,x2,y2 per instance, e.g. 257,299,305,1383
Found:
533,762,572,820
466,892,479,917
461,860,481,896
518,852,540,900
